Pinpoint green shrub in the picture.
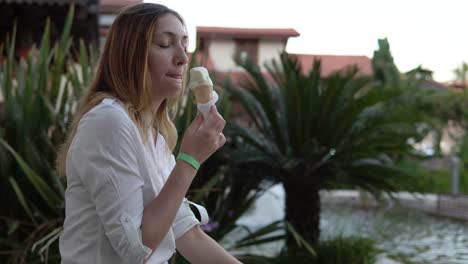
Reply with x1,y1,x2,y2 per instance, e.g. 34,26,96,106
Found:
397,158,468,194
311,236,379,264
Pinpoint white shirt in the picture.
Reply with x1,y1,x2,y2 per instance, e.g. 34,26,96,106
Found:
59,98,208,264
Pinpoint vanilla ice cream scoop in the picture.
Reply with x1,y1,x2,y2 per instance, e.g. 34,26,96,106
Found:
188,67,213,104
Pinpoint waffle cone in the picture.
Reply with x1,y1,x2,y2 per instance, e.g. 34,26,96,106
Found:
193,85,213,104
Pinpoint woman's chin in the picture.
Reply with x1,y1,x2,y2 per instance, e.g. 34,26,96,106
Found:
170,86,182,97
154,82,183,100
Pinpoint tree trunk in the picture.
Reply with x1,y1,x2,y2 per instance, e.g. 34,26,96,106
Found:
283,177,320,256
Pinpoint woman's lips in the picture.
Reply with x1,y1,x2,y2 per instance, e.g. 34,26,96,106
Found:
166,74,182,85
167,74,182,79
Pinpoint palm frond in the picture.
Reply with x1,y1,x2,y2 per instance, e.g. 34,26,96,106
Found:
229,50,422,192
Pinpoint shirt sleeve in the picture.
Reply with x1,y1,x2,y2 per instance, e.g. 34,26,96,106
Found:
69,106,151,263
172,198,211,239
172,198,200,239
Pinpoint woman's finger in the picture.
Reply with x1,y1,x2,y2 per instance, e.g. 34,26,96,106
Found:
218,132,226,147
189,113,204,132
214,118,226,132
210,105,217,113
205,107,225,130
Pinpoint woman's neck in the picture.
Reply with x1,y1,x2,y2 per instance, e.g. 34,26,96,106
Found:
152,98,163,114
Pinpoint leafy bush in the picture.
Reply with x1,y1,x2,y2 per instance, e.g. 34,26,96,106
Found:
311,236,379,264
396,158,468,194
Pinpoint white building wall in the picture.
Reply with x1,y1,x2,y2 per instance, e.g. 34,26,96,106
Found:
208,40,240,72
208,39,286,72
258,40,285,70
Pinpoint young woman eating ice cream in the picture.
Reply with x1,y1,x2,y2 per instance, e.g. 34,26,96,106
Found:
57,3,241,264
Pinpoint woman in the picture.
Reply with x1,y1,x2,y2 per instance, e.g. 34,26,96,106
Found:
57,3,241,264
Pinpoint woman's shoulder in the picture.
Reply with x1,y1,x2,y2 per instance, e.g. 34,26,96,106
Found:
79,98,137,137
68,98,142,162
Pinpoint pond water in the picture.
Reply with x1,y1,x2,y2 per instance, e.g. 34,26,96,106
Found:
322,205,468,263
228,185,468,263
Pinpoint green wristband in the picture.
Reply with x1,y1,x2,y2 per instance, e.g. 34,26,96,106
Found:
176,152,200,170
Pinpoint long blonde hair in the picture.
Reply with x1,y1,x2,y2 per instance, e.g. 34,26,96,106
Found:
56,3,186,176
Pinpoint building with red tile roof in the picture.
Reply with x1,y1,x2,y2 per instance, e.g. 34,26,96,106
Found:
191,26,370,124
193,26,373,85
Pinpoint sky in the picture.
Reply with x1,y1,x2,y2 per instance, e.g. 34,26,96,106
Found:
147,0,468,82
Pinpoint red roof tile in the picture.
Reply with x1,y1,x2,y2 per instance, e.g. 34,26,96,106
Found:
197,27,300,38
292,54,373,77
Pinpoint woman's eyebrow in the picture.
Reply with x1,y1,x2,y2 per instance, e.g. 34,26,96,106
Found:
156,31,188,41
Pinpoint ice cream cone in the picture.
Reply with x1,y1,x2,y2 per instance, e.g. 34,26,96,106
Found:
193,84,213,104
188,67,213,104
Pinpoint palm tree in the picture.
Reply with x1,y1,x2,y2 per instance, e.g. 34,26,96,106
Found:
226,52,420,254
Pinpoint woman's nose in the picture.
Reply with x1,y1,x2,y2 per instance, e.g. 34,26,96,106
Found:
175,46,188,66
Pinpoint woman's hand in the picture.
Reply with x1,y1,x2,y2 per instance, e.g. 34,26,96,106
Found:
179,106,226,164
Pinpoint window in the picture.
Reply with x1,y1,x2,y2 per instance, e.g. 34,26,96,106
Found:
235,39,258,64
198,38,205,52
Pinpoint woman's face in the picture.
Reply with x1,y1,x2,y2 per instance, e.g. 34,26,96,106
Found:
149,13,189,101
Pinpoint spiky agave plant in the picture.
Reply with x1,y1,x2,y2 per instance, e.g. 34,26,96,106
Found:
0,6,97,263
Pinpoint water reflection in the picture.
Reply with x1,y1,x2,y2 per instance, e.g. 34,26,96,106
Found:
321,205,468,263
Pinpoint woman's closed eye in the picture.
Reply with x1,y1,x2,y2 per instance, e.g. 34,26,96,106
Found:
161,45,188,53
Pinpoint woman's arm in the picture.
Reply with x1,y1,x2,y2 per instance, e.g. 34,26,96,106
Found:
176,226,242,264
142,107,227,251
141,160,197,250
